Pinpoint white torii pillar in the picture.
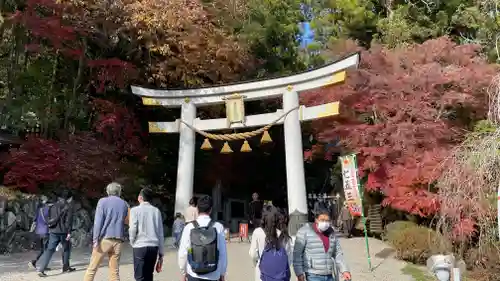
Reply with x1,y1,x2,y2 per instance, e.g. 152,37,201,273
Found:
132,52,360,234
283,89,308,226
175,102,196,215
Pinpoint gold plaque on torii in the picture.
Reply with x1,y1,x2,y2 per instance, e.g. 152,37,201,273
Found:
222,93,246,126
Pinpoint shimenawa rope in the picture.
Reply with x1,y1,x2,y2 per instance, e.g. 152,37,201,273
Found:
179,106,300,141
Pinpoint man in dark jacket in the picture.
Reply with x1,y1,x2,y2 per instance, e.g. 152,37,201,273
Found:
248,192,263,229
37,190,76,277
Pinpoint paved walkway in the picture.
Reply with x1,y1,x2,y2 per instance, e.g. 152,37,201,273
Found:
0,237,413,281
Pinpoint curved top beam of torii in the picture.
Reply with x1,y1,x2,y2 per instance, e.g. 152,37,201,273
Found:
131,52,360,107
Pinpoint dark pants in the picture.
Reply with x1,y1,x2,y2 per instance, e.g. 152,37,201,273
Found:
33,235,49,265
37,233,71,272
343,219,354,237
173,232,182,248
187,276,218,281
133,246,158,281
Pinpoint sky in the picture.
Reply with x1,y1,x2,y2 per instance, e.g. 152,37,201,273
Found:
299,21,315,49
298,2,315,49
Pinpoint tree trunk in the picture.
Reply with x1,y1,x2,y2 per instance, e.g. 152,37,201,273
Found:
3,24,23,127
42,53,59,138
63,38,87,132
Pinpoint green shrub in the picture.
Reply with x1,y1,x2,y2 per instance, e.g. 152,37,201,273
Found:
387,224,451,264
383,220,417,241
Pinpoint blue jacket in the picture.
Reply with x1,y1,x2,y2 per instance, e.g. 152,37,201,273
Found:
93,196,129,243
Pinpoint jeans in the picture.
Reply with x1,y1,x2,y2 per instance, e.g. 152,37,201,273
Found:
37,233,71,272
305,273,334,281
173,232,182,248
33,235,49,265
83,238,123,281
133,246,158,281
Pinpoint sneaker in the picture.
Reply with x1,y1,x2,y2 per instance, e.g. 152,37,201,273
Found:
37,272,47,277
62,267,76,273
28,261,36,269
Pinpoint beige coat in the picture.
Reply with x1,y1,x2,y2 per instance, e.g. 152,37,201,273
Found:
184,205,198,223
340,206,352,221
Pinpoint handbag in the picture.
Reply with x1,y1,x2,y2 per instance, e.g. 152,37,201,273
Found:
29,222,36,232
30,208,46,232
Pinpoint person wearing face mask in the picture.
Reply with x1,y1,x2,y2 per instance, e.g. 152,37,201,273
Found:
293,208,351,281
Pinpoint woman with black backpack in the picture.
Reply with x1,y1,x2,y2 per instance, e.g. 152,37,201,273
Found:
249,205,292,281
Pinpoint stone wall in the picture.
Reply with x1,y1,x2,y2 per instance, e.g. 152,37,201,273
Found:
0,192,174,255
0,195,94,254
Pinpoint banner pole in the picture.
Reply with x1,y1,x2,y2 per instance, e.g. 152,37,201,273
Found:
353,154,372,272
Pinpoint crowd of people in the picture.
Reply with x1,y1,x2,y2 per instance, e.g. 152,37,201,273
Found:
29,184,352,281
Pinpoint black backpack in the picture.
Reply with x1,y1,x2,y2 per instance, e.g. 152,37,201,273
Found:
46,203,69,228
188,220,219,274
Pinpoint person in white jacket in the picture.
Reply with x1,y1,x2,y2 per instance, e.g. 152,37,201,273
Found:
249,206,293,281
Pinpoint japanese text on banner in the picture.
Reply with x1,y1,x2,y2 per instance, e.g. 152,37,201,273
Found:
340,154,363,216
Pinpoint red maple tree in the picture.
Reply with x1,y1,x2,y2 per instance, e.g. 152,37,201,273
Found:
2,137,64,193
92,98,147,158
15,0,137,87
12,0,82,58
1,0,143,195
1,133,125,196
302,37,498,216
58,133,122,195
87,59,138,93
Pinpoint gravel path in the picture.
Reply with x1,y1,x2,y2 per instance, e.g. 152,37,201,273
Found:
0,237,413,281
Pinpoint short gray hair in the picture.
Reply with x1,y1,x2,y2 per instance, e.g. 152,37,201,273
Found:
106,182,122,196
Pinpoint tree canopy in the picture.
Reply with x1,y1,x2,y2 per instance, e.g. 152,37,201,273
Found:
0,0,499,218
303,37,497,216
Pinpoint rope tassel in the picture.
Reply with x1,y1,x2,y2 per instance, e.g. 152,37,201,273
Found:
220,142,233,154
201,138,212,150
260,130,272,144
240,140,252,152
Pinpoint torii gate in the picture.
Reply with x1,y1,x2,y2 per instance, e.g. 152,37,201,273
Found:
132,53,360,234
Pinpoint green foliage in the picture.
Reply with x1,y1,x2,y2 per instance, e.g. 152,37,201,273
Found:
386,223,452,264
311,0,378,47
401,264,435,281
240,0,306,76
450,4,500,62
305,0,500,63
375,3,449,47
473,120,497,133
383,220,418,241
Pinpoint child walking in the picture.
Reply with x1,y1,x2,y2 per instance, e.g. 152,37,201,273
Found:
172,213,185,248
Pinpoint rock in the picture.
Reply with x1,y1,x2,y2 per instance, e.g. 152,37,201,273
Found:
70,229,92,248
0,195,94,255
0,209,17,253
73,208,92,231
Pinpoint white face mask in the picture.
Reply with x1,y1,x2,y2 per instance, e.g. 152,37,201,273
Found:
317,221,331,232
